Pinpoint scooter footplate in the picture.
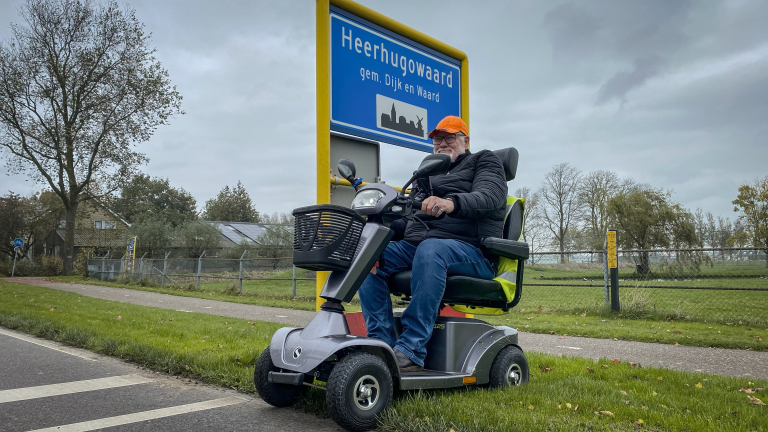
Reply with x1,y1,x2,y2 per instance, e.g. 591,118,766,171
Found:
399,371,473,390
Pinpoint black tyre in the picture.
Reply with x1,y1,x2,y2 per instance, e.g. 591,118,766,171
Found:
488,345,529,388
326,352,393,432
254,347,307,407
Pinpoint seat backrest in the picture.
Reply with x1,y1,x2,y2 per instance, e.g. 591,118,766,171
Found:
503,199,524,241
492,147,519,181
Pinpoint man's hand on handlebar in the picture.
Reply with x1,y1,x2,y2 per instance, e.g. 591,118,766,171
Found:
420,196,454,217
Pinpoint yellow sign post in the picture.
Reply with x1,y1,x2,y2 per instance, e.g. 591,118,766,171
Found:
315,0,470,310
606,230,619,311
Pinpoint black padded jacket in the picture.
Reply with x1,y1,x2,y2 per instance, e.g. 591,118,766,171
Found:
397,150,508,248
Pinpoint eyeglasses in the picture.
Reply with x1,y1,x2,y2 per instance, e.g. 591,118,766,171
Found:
432,134,463,144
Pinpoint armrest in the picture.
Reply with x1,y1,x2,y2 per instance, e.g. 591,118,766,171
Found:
481,238,529,261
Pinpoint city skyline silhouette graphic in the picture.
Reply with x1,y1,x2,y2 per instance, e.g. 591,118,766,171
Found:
380,103,424,137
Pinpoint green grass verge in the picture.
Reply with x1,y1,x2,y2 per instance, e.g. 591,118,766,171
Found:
49,272,357,312
45,273,766,351
483,309,767,351
1,280,765,432
0,279,279,392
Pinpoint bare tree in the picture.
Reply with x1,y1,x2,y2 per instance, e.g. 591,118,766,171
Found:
0,0,183,274
537,163,583,262
579,170,621,252
514,187,548,263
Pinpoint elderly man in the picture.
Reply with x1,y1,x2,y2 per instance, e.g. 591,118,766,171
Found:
358,115,508,372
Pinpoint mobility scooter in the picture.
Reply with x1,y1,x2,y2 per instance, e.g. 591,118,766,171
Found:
255,148,530,431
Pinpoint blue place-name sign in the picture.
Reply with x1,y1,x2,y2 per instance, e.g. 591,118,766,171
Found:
330,9,462,152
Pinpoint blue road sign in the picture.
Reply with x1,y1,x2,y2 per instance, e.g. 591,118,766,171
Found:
330,8,461,152
13,238,23,248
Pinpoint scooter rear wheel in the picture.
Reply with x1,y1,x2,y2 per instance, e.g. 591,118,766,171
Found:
488,345,529,388
254,347,307,407
326,352,393,432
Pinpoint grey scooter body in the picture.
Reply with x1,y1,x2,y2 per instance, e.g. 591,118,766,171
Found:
267,183,521,390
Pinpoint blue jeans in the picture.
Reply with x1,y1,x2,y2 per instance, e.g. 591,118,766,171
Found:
358,239,495,367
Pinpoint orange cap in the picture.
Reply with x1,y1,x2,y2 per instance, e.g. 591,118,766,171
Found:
428,115,469,138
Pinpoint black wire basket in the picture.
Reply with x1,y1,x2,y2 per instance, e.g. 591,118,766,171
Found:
292,205,366,271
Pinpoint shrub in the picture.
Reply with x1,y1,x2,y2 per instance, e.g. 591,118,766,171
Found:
73,248,93,277
39,255,64,276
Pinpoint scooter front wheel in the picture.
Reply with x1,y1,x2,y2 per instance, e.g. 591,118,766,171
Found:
254,347,307,407
488,345,529,388
326,352,393,432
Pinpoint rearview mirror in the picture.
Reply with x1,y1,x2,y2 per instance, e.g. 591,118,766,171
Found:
337,159,356,184
414,153,451,178
401,153,452,195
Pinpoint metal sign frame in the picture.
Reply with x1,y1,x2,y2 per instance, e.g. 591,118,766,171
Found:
316,0,469,310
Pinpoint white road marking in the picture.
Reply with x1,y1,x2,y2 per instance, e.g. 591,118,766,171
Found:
556,346,583,350
276,316,288,318
28,396,248,432
0,328,97,361
0,375,153,404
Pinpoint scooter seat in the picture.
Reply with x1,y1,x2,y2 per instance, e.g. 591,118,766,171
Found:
388,271,509,309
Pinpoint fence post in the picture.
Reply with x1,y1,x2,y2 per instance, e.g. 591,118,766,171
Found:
139,252,147,281
196,250,206,290
101,251,109,281
239,250,248,293
162,251,170,286
292,265,297,298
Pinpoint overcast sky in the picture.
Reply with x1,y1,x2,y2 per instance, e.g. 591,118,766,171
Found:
1,0,766,220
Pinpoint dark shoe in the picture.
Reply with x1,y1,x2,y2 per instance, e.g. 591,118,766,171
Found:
394,350,423,373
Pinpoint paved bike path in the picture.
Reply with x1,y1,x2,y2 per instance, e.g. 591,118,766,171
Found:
5,277,766,380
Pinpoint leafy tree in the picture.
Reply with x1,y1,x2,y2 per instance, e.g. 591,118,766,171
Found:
732,176,768,266
607,189,701,272
537,163,583,261
128,217,173,258
0,190,65,260
260,212,294,225
202,181,260,222
0,0,183,274
257,224,293,269
111,174,196,227
176,221,220,258
0,192,34,260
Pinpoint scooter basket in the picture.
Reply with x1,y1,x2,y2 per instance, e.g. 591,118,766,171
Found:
292,205,366,271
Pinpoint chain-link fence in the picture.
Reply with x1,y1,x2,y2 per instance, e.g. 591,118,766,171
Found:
522,247,767,325
88,254,315,298
86,247,767,325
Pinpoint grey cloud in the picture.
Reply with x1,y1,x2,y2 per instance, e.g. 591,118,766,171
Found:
596,55,663,105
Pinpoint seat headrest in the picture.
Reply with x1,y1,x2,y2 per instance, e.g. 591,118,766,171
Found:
492,147,519,181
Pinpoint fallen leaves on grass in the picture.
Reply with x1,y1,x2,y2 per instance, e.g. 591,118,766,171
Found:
739,387,764,393
634,419,644,425
116,316,122,320
747,395,766,405
657,376,663,380
586,367,595,374
629,362,642,368
695,382,703,388
612,359,620,363
539,365,553,373
601,364,609,369
620,390,627,395
597,411,614,417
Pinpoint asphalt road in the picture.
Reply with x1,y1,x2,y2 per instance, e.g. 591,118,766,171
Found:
0,327,341,432
5,277,767,379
